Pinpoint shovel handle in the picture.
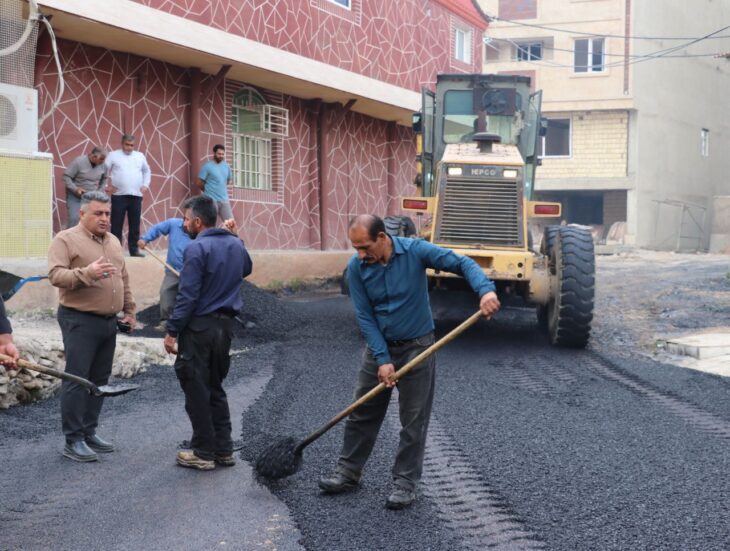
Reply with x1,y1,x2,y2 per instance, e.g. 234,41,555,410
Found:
0,353,98,393
296,310,484,452
145,248,181,277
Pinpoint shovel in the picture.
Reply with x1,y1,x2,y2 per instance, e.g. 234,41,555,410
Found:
0,354,140,397
254,310,484,480
0,270,48,302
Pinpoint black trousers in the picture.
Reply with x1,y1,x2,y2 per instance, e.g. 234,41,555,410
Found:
174,315,234,460
111,195,142,252
57,306,117,442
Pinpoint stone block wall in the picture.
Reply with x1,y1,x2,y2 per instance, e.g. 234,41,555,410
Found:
538,110,629,180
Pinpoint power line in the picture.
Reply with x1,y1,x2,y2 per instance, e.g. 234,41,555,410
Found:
485,26,730,70
487,15,730,41
487,37,726,60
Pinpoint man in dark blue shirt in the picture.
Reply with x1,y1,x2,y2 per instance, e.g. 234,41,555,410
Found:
319,214,500,509
164,195,252,471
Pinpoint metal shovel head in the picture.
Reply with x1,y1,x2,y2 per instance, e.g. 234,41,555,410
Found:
0,270,22,298
94,383,140,397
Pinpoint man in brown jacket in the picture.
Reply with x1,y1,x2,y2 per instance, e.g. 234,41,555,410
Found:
48,191,136,462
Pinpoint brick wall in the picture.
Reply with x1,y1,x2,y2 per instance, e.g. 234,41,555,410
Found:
498,0,537,20
538,110,628,180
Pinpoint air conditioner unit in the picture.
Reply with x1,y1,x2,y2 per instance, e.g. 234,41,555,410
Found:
0,82,38,153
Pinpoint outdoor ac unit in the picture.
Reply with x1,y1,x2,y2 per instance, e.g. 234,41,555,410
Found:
0,82,38,153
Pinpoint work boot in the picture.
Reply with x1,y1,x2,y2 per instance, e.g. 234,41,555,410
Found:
176,450,215,471
385,486,416,510
214,452,236,467
318,472,360,494
63,440,99,462
85,434,115,453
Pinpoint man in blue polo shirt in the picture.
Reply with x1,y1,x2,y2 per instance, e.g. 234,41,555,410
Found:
197,144,233,223
319,214,500,510
137,215,192,327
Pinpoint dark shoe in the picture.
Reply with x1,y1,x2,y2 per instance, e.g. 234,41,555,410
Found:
214,453,236,467
318,472,360,494
63,441,98,462
130,251,145,258
85,434,115,453
176,450,215,471
385,487,416,510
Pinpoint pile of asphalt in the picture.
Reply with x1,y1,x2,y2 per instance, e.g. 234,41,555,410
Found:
240,296,464,551
240,294,730,551
134,280,304,341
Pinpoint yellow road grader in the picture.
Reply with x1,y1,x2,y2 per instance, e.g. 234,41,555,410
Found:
390,73,595,347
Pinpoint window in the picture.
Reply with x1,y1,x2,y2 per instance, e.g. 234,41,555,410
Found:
455,28,472,64
701,128,709,157
327,0,350,7
539,118,571,157
515,42,543,61
443,90,477,143
231,88,272,190
574,38,605,72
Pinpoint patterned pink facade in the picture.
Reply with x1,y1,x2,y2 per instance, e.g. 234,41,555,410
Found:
37,1,486,250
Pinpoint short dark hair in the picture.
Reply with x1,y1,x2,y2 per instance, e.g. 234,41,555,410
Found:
183,195,217,228
349,214,385,241
122,133,135,143
213,144,225,153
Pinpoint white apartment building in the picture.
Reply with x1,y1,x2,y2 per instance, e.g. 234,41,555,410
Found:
479,0,730,251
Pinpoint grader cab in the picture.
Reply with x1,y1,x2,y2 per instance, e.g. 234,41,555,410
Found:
399,73,595,347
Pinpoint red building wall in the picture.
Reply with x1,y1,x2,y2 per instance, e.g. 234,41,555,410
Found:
36,1,484,249
36,39,416,250
131,0,483,90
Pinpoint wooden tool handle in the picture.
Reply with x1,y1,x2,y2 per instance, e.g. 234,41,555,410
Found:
145,248,180,277
296,310,483,452
0,353,96,390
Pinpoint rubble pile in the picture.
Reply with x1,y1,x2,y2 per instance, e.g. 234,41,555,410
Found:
0,334,173,409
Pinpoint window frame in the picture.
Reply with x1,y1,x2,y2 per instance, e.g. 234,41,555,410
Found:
539,117,572,159
326,0,351,9
454,27,472,64
514,41,543,61
701,128,710,158
574,37,606,73
231,88,274,191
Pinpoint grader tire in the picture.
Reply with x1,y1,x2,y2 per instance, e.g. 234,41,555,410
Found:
537,225,561,328
545,226,595,348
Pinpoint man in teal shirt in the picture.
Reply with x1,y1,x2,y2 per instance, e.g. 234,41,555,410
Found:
197,144,233,222
319,214,500,510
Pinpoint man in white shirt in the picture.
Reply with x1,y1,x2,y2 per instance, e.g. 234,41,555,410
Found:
104,134,151,257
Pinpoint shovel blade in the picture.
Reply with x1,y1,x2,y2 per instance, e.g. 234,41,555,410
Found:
95,383,140,397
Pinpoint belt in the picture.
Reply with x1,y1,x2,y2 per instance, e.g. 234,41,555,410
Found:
59,305,116,320
387,336,421,347
207,310,234,320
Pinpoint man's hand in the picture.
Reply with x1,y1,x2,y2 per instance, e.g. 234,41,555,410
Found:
137,239,147,250
89,256,117,280
479,291,500,319
378,363,396,388
222,218,239,235
75,188,84,198
164,334,178,355
0,334,19,368
120,314,136,331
